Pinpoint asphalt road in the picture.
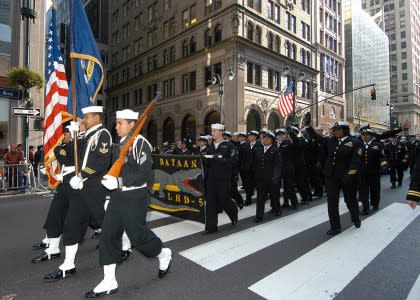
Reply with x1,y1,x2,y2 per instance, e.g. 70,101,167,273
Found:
0,172,419,300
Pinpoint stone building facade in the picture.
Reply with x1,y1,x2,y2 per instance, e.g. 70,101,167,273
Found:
107,0,319,147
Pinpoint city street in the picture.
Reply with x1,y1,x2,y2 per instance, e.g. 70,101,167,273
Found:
0,173,419,300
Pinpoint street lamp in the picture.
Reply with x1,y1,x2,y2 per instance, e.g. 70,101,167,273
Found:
211,67,234,124
386,101,396,129
282,64,305,125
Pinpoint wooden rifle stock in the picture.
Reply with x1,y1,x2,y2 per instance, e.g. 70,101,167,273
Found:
107,92,160,177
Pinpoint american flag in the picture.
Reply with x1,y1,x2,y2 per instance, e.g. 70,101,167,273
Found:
43,6,69,188
277,85,294,118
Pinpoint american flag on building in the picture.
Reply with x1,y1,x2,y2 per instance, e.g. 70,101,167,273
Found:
43,5,70,188
277,85,295,118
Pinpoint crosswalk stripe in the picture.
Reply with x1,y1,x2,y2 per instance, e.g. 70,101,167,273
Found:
179,200,347,271
146,211,170,222
151,200,272,242
248,203,420,300
406,274,420,300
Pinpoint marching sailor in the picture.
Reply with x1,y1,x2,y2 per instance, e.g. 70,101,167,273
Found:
85,109,172,298
44,106,112,281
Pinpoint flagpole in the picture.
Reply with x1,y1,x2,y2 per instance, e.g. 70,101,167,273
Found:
70,57,79,174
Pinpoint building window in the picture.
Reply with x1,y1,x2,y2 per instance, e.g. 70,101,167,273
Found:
190,4,197,26
401,52,407,59
247,62,253,84
183,40,189,57
205,29,212,47
274,4,280,22
190,71,196,91
190,36,196,53
148,57,153,71
285,41,290,57
214,24,222,43
205,0,222,15
402,62,407,69
306,51,311,66
164,0,170,10
170,17,176,36
164,21,169,39
182,9,189,29
163,80,169,98
148,5,154,22
255,26,261,44
301,49,306,64
402,73,408,80
400,31,406,38
267,32,273,49
170,46,176,62
401,41,406,49
268,1,273,19
205,66,212,86
274,36,280,52
153,55,158,69
247,22,254,41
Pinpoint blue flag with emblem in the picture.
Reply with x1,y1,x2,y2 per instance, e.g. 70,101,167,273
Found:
67,0,104,118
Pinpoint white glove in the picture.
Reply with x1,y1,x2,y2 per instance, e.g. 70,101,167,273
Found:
66,121,80,137
203,155,214,159
101,175,119,190
70,175,84,190
54,173,63,182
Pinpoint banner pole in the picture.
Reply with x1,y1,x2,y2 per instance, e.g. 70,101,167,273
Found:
70,57,79,174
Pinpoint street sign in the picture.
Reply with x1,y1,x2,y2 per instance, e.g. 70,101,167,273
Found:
0,88,21,100
12,107,41,116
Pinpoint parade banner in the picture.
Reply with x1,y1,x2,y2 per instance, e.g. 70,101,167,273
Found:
149,154,205,224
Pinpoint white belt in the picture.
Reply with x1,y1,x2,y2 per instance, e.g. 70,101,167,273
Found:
62,166,75,177
121,183,147,191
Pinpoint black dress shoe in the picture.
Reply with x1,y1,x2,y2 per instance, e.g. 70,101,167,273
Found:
85,288,118,298
44,268,76,281
354,219,361,228
359,209,369,216
245,201,252,206
291,204,298,210
91,231,101,239
326,229,342,236
203,228,218,234
32,242,48,250
231,215,238,225
274,210,282,217
121,250,130,262
300,200,309,205
372,206,379,211
391,183,396,189
253,217,263,223
158,259,172,278
237,202,244,210
282,203,290,208
398,182,402,187
32,252,60,263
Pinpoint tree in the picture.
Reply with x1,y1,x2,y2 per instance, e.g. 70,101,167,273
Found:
7,67,45,107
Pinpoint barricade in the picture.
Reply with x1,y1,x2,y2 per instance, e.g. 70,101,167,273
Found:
0,163,37,193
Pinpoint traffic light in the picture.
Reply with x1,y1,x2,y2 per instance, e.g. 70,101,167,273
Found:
370,87,376,100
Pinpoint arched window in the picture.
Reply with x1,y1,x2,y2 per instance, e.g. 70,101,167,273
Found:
267,32,273,49
330,106,336,119
267,113,280,130
204,111,221,134
182,114,196,143
163,49,169,65
190,36,196,53
306,51,311,66
301,49,306,64
291,44,296,60
147,119,158,147
247,22,254,41
170,46,176,62
204,29,212,47
214,24,222,42
274,36,280,52
255,26,261,44
246,109,261,132
284,41,290,57
182,40,189,57
163,117,175,144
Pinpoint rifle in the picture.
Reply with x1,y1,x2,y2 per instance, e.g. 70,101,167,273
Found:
107,91,161,177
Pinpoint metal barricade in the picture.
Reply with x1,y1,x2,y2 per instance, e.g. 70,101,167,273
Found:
36,163,51,191
0,163,36,193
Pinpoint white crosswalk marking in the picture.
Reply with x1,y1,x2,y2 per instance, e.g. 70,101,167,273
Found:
406,274,420,300
151,201,271,242
248,203,420,300
179,200,348,271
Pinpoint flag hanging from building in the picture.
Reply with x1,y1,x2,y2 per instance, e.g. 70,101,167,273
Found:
277,85,294,117
43,4,69,188
67,0,104,118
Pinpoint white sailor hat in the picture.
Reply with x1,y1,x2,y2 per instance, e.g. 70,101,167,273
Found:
116,109,139,120
198,136,208,142
247,130,259,137
223,131,232,137
290,126,299,132
239,132,247,137
232,132,240,136
315,126,323,131
81,106,103,115
275,128,286,135
211,123,225,130
360,124,375,135
206,135,212,140
263,131,275,140
332,121,349,129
